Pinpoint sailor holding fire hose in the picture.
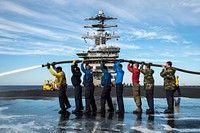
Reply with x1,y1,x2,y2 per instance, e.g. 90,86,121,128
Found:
81,60,97,114
71,60,84,114
47,62,71,114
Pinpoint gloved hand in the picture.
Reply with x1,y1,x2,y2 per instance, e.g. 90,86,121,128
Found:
129,60,136,64
47,63,50,69
149,62,153,66
101,60,104,65
129,60,133,64
119,59,124,62
141,61,145,65
72,60,76,65
51,62,56,66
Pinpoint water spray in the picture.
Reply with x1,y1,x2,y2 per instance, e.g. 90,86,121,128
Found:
0,65,42,77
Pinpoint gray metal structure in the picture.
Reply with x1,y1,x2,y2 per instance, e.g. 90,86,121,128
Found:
77,11,120,86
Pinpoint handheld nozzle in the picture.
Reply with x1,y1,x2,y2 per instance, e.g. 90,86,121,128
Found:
42,64,47,67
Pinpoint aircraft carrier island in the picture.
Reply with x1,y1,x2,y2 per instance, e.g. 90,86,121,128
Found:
77,11,120,86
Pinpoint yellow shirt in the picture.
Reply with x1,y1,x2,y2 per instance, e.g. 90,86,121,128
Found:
175,77,179,86
48,68,66,89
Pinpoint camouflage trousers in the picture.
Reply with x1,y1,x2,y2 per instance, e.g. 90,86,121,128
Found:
133,82,142,108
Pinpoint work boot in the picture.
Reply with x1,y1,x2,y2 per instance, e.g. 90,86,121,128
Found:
146,109,154,114
58,109,66,114
116,110,124,114
83,110,91,114
80,106,84,110
66,105,71,110
72,110,76,114
107,109,114,113
133,108,142,114
92,109,97,113
146,109,150,112
164,109,174,114
72,110,82,114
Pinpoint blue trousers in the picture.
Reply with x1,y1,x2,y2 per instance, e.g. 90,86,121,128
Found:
101,86,114,112
85,85,97,111
74,85,83,111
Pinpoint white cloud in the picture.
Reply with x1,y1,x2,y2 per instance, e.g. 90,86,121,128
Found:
181,1,200,7
0,1,86,33
193,58,200,61
98,1,139,22
0,46,77,56
0,1,52,19
186,52,200,56
0,18,82,41
51,0,70,5
111,43,140,50
132,30,157,39
161,52,175,57
0,41,85,56
162,35,177,43
33,42,84,51
127,58,181,63
0,30,20,39
120,27,179,44
182,45,191,50
182,41,191,44
135,52,151,57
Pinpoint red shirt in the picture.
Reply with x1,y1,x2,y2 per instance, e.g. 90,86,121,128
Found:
127,64,140,83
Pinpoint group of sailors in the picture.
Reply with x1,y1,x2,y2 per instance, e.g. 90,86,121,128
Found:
46,59,180,115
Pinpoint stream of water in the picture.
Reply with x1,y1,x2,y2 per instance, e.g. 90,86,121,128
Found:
0,65,42,77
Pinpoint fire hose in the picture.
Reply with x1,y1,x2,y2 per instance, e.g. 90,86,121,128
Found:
42,59,200,75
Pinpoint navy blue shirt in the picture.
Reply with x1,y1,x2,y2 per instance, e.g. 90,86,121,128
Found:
81,63,93,86
100,63,112,86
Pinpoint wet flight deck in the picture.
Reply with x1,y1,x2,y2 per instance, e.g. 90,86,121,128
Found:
0,97,199,132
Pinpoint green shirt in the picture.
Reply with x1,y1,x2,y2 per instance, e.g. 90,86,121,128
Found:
160,68,176,90
140,68,154,90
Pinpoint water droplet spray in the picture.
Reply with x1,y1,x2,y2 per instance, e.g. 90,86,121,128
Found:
0,65,42,77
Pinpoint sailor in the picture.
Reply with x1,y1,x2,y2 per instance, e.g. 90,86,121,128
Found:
127,61,142,114
140,63,155,114
47,63,71,114
81,61,97,114
113,60,125,114
100,61,114,114
174,76,181,96
71,60,83,114
160,61,176,114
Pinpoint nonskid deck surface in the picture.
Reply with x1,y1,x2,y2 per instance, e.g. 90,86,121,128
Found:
0,98,199,132
0,86,200,99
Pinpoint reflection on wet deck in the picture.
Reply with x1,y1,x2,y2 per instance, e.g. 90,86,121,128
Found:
0,98,200,132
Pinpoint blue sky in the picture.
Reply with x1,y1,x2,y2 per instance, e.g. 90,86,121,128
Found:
0,0,199,85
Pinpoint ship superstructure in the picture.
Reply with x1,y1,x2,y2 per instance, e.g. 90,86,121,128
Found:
77,11,120,86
